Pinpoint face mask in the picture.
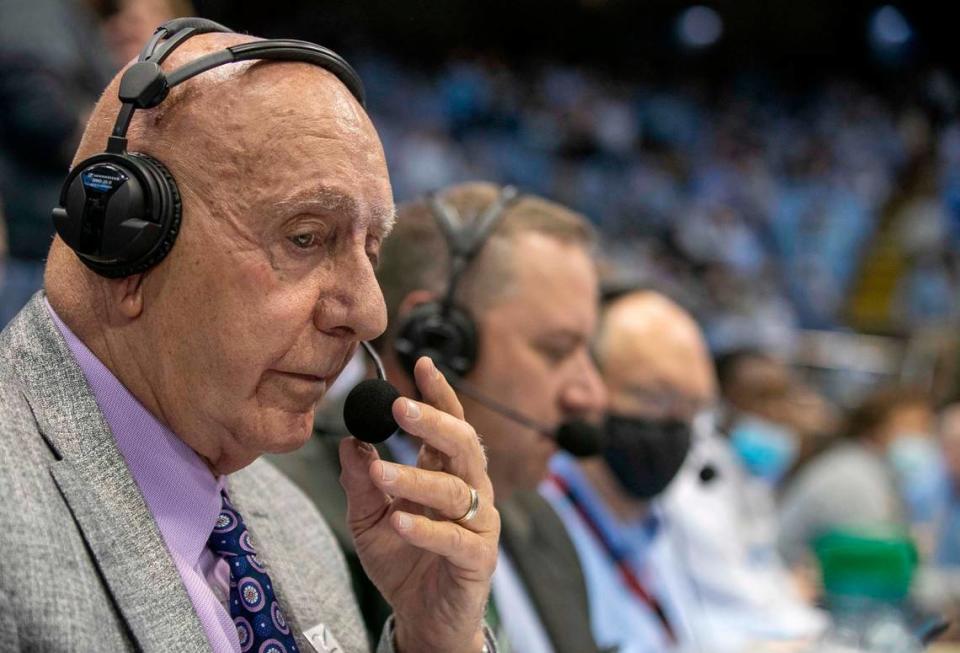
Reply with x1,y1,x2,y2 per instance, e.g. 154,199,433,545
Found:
887,433,949,523
729,414,798,484
602,414,692,499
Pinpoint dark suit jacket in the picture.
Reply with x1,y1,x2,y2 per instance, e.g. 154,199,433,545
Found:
271,433,604,653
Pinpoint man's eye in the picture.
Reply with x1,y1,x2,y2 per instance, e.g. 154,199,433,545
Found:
539,344,574,364
366,235,381,267
289,233,316,249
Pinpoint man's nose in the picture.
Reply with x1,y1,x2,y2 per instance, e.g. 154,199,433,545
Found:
315,250,387,342
561,350,608,415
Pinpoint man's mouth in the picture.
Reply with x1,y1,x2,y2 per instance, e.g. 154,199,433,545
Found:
278,371,328,384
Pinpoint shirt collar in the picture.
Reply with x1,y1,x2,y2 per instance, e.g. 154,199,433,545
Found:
46,299,225,568
550,452,661,555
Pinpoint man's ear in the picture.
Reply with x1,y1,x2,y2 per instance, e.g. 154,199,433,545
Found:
396,289,440,321
111,274,146,319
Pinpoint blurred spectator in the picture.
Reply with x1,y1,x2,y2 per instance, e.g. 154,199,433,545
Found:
0,0,115,323
717,349,836,486
778,388,942,567
101,0,192,67
713,349,838,607
936,403,960,567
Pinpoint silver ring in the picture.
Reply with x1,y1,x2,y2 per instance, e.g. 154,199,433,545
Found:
454,486,480,525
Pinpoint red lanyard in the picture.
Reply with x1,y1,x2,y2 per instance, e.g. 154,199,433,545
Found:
548,473,676,643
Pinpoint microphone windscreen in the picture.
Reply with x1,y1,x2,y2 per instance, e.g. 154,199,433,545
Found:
343,379,401,443
555,419,605,458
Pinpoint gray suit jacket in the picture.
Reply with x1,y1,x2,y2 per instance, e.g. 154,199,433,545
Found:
0,294,391,652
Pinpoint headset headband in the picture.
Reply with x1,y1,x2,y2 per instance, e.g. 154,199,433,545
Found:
427,185,519,313
106,18,366,154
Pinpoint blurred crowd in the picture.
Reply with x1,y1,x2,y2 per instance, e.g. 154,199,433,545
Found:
4,0,960,650
713,349,960,647
358,54,960,350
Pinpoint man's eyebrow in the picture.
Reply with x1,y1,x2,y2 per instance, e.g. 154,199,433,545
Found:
538,329,588,346
371,204,397,240
269,186,396,237
272,186,359,215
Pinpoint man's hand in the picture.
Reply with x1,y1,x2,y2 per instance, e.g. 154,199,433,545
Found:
339,356,500,653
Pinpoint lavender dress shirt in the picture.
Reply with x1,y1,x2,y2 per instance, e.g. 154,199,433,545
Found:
47,300,242,653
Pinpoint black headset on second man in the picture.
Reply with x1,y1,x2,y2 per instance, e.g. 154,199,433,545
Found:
392,186,604,456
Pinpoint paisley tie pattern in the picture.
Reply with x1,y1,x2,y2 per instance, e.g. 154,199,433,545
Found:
207,492,300,653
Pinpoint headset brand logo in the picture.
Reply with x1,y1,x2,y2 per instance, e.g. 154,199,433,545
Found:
81,165,128,194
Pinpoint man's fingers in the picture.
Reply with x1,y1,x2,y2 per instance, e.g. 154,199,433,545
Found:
389,510,499,579
392,396,489,493
414,356,465,420
416,442,445,472
339,437,391,532
370,460,495,530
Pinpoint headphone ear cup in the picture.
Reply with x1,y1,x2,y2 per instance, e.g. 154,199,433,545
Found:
394,302,479,379
52,152,181,278
124,153,182,276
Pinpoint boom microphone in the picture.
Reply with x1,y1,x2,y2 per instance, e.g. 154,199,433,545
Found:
343,342,400,443
447,372,605,457
342,348,605,456
555,420,605,457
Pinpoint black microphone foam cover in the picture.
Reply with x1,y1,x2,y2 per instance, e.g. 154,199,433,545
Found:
343,379,401,443
555,419,605,458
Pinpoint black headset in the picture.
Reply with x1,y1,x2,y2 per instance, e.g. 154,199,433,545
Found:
52,17,365,279
394,186,520,378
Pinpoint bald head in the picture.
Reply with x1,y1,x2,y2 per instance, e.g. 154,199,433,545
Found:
48,32,389,303
44,28,394,474
72,32,375,173
597,290,716,420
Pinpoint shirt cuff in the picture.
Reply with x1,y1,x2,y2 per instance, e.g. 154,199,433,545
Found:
377,614,498,653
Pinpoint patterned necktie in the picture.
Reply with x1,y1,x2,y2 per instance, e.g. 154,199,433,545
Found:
206,491,300,653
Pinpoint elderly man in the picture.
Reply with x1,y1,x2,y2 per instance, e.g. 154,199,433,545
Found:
0,20,498,653
542,289,822,653
274,181,608,653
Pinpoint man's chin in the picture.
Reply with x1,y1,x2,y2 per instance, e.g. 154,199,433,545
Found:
274,423,315,453
259,410,316,454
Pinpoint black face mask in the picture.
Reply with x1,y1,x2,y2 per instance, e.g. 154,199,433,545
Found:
602,414,692,500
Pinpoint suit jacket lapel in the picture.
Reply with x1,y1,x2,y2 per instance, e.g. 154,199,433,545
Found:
12,294,211,653
499,490,601,653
